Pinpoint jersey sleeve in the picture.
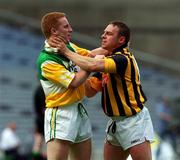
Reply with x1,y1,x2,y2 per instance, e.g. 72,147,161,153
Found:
41,60,75,88
70,43,90,56
104,57,117,73
86,77,102,91
104,54,128,74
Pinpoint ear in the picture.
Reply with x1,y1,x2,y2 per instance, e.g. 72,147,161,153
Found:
118,36,126,44
51,27,57,35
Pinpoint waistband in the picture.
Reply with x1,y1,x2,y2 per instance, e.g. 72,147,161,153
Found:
48,101,83,109
48,101,88,117
110,107,146,121
111,116,127,121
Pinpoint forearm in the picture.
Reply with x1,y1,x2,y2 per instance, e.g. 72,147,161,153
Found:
65,49,104,72
69,70,90,88
89,47,109,57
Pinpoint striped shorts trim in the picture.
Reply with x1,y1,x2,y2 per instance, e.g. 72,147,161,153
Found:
49,108,58,140
45,102,92,143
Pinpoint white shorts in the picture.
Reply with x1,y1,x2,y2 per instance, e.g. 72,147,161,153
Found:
105,107,154,150
44,102,92,143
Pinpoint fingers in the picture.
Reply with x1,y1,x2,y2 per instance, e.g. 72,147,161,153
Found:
51,35,66,43
57,42,67,53
48,36,66,48
57,35,66,43
51,36,62,44
47,37,57,47
95,55,105,59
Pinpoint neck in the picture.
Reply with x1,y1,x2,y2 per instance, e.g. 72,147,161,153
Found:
112,43,128,54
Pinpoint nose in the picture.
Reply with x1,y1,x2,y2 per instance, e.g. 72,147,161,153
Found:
101,33,105,39
69,25,73,33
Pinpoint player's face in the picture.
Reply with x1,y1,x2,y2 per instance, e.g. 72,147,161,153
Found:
101,24,122,52
54,17,72,43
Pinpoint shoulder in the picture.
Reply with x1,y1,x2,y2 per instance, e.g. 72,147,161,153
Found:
37,50,69,66
69,42,89,56
111,53,128,64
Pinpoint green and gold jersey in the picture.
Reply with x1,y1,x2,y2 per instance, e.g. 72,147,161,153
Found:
37,42,89,108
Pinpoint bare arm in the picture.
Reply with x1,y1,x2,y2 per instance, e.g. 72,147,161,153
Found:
69,70,90,88
48,36,106,72
89,47,109,57
63,47,105,72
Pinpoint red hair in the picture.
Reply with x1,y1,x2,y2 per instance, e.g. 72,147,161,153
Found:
41,12,66,38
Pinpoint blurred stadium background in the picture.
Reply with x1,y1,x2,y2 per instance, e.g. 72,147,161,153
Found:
0,0,180,159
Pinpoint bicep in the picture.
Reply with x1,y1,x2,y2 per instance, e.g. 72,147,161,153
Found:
104,55,128,74
104,58,117,73
89,47,109,57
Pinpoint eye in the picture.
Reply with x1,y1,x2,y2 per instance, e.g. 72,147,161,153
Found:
64,24,69,29
107,32,113,36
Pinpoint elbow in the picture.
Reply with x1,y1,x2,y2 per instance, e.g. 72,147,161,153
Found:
68,83,79,88
90,66,98,72
68,81,79,88
85,89,97,98
86,64,99,72
85,92,96,98
86,60,104,72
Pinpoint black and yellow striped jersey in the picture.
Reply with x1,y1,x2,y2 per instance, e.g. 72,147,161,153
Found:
93,47,147,117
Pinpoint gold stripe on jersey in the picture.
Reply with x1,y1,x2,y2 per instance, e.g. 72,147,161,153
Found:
104,58,116,73
106,76,120,115
124,54,141,113
45,85,84,107
115,74,133,116
128,54,145,110
41,60,75,88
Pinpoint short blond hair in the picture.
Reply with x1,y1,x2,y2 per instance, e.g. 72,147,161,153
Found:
41,12,66,38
